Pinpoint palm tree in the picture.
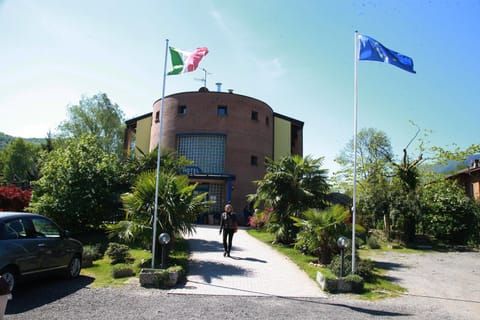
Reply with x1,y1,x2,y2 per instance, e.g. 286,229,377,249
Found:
249,155,330,244
292,205,350,265
109,170,209,262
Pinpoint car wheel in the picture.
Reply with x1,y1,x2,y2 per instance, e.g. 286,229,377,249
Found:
1,268,17,292
65,256,81,279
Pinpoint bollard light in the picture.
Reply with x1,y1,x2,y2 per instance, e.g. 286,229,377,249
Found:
158,233,171,269
337,236,349,278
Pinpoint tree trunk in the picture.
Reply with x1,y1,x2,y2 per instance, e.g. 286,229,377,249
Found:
384,213,391,241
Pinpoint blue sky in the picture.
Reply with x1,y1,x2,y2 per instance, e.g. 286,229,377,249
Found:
1,0,478,173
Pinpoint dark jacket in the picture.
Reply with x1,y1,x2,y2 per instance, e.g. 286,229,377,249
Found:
220,212,237,231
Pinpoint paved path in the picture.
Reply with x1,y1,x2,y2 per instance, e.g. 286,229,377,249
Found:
169,225,326,297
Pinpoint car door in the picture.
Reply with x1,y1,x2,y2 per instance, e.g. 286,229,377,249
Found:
1,218,43,275
29,217,69,271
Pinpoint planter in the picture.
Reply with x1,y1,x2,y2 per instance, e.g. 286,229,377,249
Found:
139,268,179,288
166,271,179,287
316,271,338,292
316,272,364,293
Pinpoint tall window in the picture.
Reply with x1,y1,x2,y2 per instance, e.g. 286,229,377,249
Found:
177,134,226,173
251,155,258,166
155,111,160,123
251,111,258,121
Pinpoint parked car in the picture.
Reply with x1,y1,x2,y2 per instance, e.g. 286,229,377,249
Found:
0,212,83,292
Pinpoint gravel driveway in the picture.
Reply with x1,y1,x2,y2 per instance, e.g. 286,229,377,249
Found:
365,250,480,319
4,247,480,319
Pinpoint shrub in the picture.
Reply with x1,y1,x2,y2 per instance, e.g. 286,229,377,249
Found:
82,244,103,267
0,185,31,211
111,264,134,278
366,236,381,249
329,252,374,281
248,209,272,229
83,244,103,261
105,242,132,264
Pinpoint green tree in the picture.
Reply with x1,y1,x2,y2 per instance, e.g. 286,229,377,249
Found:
292,205,350,265
29,134,120,232
249,155,330,244
110,170,209,262
334,128,394,238
120,147,192,188
357,171,392,238
56,93,125,156
0,138,40,186
335,128,393,185
421,176,480,245
389,149,423,243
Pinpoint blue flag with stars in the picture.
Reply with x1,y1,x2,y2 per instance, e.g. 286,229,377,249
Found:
358,34,416,74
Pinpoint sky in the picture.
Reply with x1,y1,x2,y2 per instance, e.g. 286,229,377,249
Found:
1,0,479,174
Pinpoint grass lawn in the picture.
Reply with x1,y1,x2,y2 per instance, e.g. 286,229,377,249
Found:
81,248,151,287
247,228,406,300
81,237,189,288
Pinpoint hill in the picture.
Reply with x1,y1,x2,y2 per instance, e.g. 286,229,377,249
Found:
0,132,46,151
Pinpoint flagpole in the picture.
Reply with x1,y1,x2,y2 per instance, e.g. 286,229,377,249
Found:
152,39,169,268
352,31,359,274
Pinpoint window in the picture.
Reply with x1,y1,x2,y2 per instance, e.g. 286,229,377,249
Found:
178,105,187,115
177,134,226,173
217,105,228,116
32,218,61,238
4,219,27,239
251,111,258,121
251,155,258,166
265,116,270,126
155,111,160,123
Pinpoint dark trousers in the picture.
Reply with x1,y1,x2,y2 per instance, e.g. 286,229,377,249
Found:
222,229,235,253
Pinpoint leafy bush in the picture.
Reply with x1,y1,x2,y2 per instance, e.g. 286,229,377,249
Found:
111,264,134,278
421,176,480,245
248,208,272,229
0,185,31,211
82,244,103,267
105,242,132,264
366,236,381,249
83,244,103,261
329,252,374,281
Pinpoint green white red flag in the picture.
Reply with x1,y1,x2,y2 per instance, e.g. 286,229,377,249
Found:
167,47,209,75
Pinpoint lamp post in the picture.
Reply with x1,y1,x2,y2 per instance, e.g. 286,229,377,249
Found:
337,236,349,278
158,233,171,269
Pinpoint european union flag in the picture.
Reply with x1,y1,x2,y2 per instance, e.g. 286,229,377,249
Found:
358,34,416,74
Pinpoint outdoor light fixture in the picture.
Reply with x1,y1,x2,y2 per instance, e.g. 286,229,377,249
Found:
337,236,349,278
159,233,171,269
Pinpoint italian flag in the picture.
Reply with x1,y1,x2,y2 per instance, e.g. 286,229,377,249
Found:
168,47,209,75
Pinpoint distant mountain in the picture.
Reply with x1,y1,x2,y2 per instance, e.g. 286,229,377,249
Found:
465,154,480,167
0,132,46,151
425,154,480,175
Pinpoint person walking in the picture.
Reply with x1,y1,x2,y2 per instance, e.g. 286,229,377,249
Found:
219,204,237,257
